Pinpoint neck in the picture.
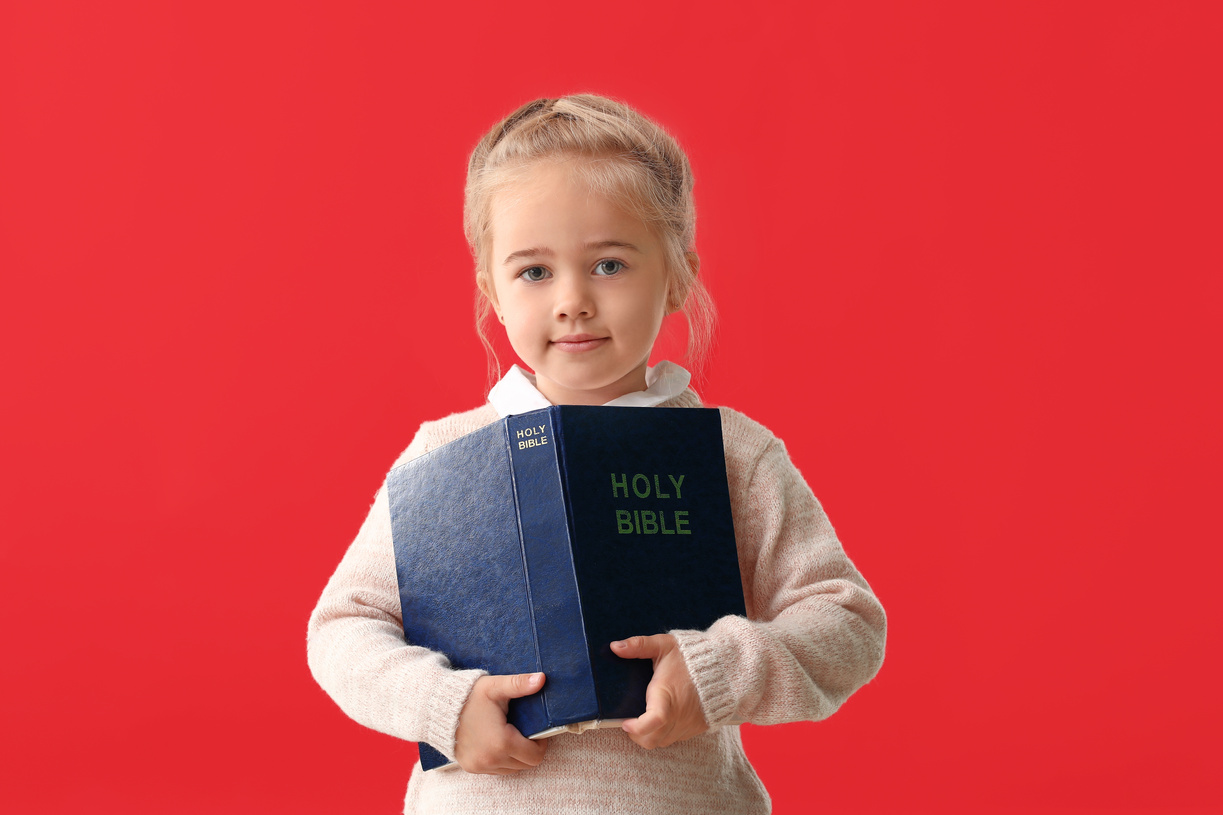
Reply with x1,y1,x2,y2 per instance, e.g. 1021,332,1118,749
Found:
533,365,649,406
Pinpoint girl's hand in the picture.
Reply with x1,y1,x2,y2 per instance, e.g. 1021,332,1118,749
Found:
612,635,708,749
454,673,548,774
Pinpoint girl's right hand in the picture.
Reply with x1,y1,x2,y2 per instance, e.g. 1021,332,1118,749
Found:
453,672,548,774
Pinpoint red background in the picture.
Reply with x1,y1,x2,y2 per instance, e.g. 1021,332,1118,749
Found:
2,2,1219,813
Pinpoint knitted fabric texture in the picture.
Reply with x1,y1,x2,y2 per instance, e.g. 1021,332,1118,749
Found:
307,391,886,814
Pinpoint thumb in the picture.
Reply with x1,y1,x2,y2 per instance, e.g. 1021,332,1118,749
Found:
483,672,545,702
611,635,669,660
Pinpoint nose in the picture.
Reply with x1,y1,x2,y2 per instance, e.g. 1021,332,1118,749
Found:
553,271,594,320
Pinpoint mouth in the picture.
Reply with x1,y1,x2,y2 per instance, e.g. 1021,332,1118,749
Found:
550,334,609,352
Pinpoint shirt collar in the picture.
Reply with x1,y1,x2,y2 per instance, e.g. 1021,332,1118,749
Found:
487,361,692,418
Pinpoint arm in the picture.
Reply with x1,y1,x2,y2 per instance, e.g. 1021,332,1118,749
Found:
307,424,549,772
671,432,887,728
306,476,487,760
613,425,886,747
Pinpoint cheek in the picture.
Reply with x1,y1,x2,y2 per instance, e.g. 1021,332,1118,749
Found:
500,294,538,330
501,309,538,349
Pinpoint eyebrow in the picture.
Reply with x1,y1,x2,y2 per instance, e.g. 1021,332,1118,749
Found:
502,240,641,266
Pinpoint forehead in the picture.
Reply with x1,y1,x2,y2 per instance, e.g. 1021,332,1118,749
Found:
489,159,653,251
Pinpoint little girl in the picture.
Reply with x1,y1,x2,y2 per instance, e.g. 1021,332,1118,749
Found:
308,94,886,814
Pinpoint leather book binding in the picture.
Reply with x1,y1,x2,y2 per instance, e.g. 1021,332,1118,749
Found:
387,406,745,770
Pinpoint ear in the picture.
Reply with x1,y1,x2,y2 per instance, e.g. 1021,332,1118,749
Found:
666,252,700,314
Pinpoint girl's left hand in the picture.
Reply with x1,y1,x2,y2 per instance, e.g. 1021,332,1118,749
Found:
611,634,708,749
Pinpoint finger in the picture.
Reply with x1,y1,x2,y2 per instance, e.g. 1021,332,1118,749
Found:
475,756,533,775
611,635,666,660
623,710,674,749
505,731,548,768
484,727,546,772
483,672,545,703
464,726,546,774
623,707,667,737
622,684,673,746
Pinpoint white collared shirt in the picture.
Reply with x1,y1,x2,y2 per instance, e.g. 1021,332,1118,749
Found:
487,361,692,418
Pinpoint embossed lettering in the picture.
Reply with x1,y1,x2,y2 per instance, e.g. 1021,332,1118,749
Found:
632,474,651,499
668,474,685,499
653,474,670,499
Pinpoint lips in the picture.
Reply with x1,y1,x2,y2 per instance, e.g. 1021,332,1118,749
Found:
551,334,609,352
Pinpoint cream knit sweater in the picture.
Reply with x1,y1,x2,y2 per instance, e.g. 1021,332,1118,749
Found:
307,390,886,814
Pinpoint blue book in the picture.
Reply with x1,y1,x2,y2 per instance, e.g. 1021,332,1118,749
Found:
387,405,745,771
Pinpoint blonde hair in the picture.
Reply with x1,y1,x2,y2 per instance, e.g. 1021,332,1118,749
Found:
463,94,715,380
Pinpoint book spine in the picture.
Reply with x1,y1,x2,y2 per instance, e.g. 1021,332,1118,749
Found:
506,409,600,729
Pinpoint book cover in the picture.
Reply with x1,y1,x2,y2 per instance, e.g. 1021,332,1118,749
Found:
387,406,745,770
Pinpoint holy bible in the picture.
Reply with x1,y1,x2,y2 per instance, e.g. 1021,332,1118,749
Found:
387,406,745,770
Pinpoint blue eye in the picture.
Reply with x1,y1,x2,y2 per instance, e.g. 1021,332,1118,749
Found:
519,266,550,282
594,259,624,276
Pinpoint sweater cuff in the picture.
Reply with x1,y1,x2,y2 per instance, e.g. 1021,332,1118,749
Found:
672,628,736,726
415,667,487,760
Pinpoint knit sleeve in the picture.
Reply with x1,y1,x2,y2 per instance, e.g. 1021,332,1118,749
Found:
306,426,486,760
670,416,887,727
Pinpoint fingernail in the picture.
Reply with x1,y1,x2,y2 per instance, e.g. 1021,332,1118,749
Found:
530,672,543,683
611,640,624,648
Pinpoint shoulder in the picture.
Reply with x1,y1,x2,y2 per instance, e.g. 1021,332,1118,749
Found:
685,390,783,463
389,403,501,469
715,406,782,460
715,406,797,498
695,398,807,506
669,389,792,486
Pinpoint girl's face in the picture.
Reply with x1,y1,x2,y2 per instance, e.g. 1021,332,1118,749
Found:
483,159,672,406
